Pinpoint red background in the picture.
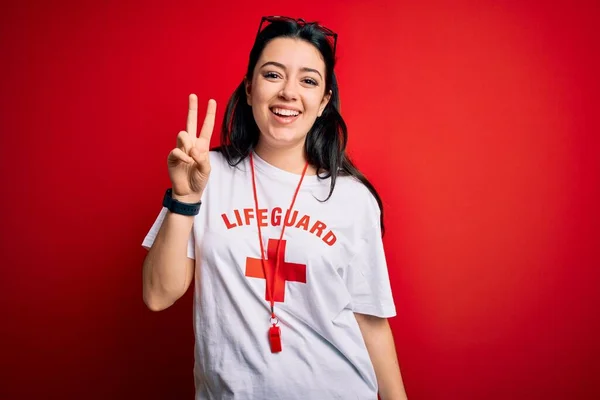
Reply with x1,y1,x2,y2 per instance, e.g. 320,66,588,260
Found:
1,0,599,399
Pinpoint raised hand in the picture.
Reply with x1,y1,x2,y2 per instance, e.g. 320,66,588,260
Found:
167,94,217,203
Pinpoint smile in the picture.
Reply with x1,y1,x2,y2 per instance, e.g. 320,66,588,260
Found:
270,107,302,123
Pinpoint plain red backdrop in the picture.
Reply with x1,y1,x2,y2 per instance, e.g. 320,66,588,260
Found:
1,0,598,399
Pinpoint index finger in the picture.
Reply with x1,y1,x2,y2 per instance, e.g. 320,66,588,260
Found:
198,99,217,141
187,94,198,138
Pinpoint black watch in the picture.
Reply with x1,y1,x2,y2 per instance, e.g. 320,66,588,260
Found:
162,188,202,216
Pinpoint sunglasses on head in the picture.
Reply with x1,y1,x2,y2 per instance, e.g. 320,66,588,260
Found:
255,15,338,57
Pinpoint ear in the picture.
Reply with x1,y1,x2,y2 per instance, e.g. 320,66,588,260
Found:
244,77,252,106
318,89,332,117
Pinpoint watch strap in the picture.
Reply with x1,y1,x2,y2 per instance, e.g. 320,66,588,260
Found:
162,188,201,216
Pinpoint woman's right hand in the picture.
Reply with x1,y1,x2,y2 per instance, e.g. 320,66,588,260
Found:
167,94,217,203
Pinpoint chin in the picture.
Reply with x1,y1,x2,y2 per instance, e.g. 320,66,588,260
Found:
263,129,306,147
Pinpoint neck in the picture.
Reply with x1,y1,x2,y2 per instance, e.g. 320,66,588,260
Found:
254,140,316,175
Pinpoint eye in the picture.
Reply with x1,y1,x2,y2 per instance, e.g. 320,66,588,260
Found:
263,71,280,79
303,78,318,86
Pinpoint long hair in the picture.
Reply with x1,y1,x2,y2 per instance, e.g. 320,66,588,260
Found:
215,19,386,235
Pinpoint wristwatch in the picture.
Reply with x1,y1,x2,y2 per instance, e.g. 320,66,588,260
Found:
162,188,202,216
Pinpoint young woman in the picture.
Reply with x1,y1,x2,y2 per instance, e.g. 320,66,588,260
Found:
142,16,408,400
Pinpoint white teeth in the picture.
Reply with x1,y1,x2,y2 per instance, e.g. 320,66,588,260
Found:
272,107,300,117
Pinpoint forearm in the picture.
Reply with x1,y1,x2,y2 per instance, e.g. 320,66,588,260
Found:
355,314,408,400
142,211,194,310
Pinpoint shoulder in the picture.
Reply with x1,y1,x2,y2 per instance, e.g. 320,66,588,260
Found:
328,173,382,229
208,147,247,172
332,174,379,208
208,147,228,167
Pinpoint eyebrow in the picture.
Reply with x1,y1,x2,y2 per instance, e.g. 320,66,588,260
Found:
259,61,323,80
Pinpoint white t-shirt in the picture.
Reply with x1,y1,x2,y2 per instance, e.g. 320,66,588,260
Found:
142,150,396,400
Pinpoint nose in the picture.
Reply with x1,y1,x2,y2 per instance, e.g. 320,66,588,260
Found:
278,79,298,101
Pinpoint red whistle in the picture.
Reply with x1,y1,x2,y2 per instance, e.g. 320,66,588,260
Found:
269,325,282,353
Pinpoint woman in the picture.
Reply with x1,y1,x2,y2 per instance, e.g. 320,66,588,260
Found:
142,16,408,400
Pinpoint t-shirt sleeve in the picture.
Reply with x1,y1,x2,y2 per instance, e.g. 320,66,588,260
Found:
345,223,396,318
141,207,195,260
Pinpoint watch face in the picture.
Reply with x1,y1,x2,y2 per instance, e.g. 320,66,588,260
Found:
162,190,172,208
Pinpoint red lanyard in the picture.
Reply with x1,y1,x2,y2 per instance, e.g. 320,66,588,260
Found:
249,152,309,353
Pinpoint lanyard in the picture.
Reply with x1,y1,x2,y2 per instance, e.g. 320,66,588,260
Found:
249,152,308,353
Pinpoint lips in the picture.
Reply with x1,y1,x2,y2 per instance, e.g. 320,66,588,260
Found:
270,106,302,116
269,107,302,124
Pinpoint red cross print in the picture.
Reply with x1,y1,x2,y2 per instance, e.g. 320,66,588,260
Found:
245,239,307,302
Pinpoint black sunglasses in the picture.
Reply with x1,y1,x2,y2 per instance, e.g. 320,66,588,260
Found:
256,15,338,57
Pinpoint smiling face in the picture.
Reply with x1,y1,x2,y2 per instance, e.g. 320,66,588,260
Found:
246,37,331,150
